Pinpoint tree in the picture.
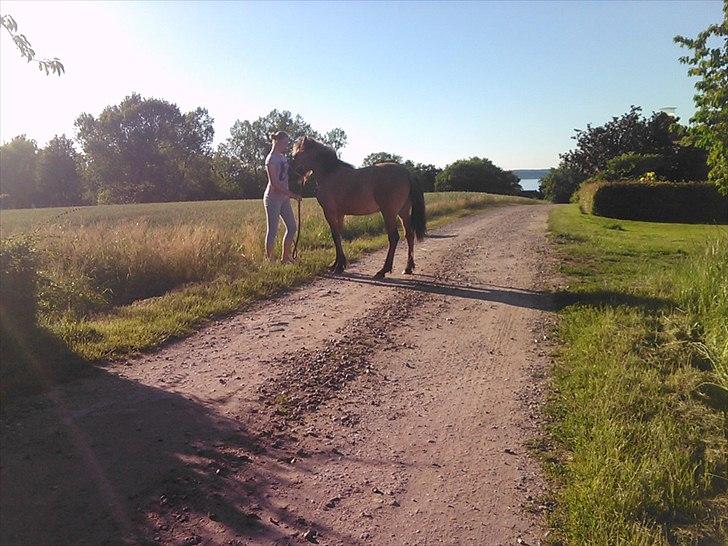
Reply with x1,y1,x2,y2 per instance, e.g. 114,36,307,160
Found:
211,148,262,199
219,110,347,199
0,135,38,208
402,161,440,192
599,152,670,181
178,108,218,200
0,14,64,75
560,106,678,178
539,165,590,203
35,135,82,206
361,156,440,191
322,128,348,154
675,1,728,193
435,157,522,195
224,110,347,174
543,106,710,202
75,94,216,204
597,149,709,182
362,152,403,166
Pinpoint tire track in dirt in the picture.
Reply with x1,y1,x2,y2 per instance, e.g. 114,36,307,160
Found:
0,204,556,546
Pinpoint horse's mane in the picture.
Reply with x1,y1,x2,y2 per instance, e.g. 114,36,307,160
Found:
295,137,353,176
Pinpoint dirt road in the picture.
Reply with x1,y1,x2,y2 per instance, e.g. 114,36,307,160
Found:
1,204,556,546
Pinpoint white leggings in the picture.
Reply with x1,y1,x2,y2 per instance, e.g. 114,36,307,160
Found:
264,191,297,253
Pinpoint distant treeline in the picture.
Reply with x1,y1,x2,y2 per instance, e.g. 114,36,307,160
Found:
0,93,527,210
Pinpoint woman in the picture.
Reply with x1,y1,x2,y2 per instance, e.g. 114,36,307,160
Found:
264,131,301,263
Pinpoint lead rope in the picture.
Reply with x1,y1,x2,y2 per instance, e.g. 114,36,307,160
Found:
292,197,302,260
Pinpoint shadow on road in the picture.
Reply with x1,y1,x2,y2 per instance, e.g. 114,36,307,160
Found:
0,368,351,545
421,233,457,239
336,271,671,312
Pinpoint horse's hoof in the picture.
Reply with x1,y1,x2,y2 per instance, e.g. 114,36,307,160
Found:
333,265,345,274
373,270,386,279
403,268,413,275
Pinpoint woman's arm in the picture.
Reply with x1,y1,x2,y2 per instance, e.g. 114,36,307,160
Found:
266,161,300,200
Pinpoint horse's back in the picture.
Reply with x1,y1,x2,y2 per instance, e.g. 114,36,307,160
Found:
361,163,411,212
321,163,411,216
357,162,410,189
366,162,409,175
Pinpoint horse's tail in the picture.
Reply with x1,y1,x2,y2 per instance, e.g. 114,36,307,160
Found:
409,175,427,241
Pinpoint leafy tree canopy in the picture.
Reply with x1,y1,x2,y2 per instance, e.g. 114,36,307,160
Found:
542,106,710,202
75,93,216,204
35,135,82,207
404,161,441,193
223,109,347,175
560,106,678,177
674,1,728,193
362,152,403,166
435,157,522,195
539,165,585,203
218,109,347,199
0,135,38,208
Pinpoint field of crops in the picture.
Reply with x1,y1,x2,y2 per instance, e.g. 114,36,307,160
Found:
1,193,538,366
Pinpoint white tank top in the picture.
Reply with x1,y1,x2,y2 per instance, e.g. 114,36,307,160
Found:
265,152,289,195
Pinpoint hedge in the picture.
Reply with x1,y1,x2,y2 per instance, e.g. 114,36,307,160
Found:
0,237,40,393
0,237,38,330
0,237,86,397
577,180,728,224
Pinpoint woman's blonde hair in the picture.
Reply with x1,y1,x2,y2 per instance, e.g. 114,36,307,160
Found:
270,131,290,142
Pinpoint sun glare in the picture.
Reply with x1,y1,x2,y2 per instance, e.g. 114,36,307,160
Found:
1,1,150,146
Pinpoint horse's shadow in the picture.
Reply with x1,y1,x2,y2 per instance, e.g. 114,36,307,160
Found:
336,271,670,312
421,233,457,239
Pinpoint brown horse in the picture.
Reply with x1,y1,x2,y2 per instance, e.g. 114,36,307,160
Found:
291,137,426,278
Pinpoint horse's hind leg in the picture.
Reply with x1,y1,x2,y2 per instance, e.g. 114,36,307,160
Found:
374,211,400,279
399,206,415,274
324,211,346,273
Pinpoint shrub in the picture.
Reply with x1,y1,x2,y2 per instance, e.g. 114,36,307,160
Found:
540,165,586,203
575,181,598,214
0,237,41,394
435,157,522,195
577,180,728,223
600,152,670,181
0,237,89,396
598,150,710,182
0,237,39,331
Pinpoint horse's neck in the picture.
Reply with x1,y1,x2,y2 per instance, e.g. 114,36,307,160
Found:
315,164,347,186
314,167,349,200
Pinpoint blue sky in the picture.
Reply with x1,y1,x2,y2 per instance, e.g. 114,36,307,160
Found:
0,0,721,170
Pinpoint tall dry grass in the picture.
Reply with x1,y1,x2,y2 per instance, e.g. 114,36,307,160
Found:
39,220,256,314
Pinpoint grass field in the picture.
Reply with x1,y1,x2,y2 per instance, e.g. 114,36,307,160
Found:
1,193,537,368
545,205,727,545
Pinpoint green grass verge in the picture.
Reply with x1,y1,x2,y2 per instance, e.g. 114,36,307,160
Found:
544,205,727,545
5,193,536,362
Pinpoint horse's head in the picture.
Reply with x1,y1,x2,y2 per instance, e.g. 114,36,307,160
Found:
291,136,318,180
292,135,345,178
